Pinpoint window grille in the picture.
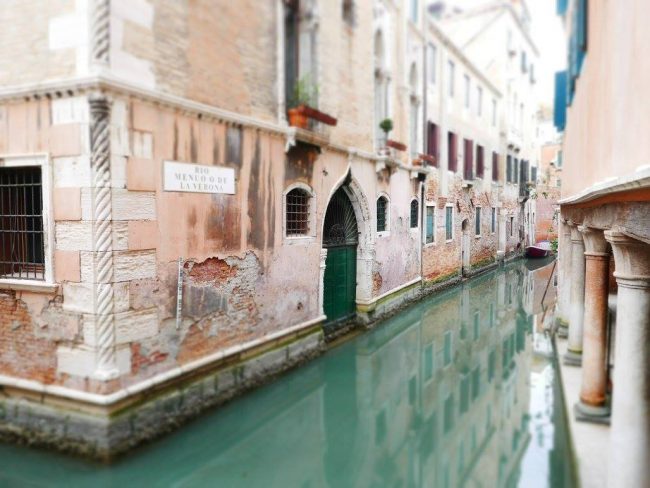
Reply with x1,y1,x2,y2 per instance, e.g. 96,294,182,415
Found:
376,196,388,232
410,199,419,228
286,188,310,236
0,167,45,280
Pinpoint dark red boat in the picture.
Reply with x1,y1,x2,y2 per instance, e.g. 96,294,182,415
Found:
526,240,551,258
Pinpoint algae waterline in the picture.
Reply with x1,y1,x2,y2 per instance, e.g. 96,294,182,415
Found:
0,260,574,487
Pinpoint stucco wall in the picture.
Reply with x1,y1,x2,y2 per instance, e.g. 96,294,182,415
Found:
562,0,650,199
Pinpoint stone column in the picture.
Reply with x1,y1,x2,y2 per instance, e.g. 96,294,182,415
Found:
89,94,118,380
565,222,585,365
605,230,650,488
90,0,110,72
556,219,573,335
574,226,610,420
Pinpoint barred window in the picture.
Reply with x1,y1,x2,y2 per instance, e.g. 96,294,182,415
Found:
0,167,44,280
376,196,388,232
286,188,311,236
410,199,419,228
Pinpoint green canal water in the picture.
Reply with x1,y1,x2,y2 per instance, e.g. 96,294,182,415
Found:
0,259,576,487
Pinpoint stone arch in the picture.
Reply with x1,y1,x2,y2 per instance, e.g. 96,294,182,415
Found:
319,169,374,318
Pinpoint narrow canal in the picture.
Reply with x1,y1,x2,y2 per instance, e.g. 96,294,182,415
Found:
0,259,575,487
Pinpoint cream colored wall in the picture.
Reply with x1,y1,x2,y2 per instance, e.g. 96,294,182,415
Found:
562,0,650,199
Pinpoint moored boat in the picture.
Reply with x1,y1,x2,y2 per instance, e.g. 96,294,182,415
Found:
526,240,551,258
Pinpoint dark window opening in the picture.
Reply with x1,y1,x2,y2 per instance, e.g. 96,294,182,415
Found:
447,132,457,172
286,188,311,236
476,145,484,178
463,138,473,180
492,152,499,181
427,121,439,166
376,196,388,232
0,166,44,280
342,0,355,27
410,199,419,228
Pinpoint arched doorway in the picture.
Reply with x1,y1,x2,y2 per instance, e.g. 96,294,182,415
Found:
323,186,359,323
461,218,470,275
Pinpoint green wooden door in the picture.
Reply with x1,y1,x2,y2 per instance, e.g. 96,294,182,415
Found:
322,186,359,324
324,246,357,322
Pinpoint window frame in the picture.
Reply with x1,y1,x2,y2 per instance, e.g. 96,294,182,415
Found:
491,207,496,234
427,43,437,85
0,154,55,290
475,206,481,237
424,202,435,245
409,198,419,230
283,183,316,242
376,193,390,236
445,204,454,242
448,60,455,97
463,74,470,109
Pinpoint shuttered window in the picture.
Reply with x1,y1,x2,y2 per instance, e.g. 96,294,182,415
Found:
475,207,481,236
491,207,496,233
426,205,435,244
492,152,499,181
445,206,453,240
463,139,473,180
427,122,439,165
476,145,484,178
447,132,457,172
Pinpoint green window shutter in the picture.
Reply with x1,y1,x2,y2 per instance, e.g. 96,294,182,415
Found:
426,206,434,243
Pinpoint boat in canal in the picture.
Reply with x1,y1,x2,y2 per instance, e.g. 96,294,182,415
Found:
526,240,552,258
0,260,574,488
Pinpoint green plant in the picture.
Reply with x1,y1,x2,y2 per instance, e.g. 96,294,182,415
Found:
550,238,558,253
289,74,319,108
379,118,393,136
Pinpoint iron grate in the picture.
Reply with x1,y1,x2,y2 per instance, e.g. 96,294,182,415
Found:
0,166,45,280
286,188,310,236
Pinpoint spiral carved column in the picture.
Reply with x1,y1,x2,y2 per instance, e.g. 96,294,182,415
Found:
89,94,118,380
91,0,110,69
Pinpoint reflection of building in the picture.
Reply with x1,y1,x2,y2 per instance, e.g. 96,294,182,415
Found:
554,1,650,485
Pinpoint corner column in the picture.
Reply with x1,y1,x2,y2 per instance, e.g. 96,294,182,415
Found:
556,219,573,335
565,222,585,365
605,230,650,487
575,226,610,420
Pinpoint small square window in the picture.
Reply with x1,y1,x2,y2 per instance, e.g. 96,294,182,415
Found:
0,166,45,280
286,188,311,236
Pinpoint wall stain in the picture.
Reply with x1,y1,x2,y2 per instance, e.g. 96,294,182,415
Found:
190,123,198,162
247,135,266,250
285,143,316,184
173,120,179,161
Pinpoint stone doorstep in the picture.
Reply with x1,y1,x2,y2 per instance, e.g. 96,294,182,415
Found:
0,327,325,460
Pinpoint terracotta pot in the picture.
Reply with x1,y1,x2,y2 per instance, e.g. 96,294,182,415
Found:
287,107,309,129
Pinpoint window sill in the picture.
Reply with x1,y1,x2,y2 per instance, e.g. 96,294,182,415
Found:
424,241,436,248
377,231,391,238
283,235,316,245
0,280,58,293
445,238,454,244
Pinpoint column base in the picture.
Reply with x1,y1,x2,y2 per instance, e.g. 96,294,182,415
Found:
563,349,582,366
574,400,611,425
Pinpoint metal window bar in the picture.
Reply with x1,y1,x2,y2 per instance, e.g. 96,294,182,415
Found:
0,167,45,280
286,189,310,236
376,197,387,232
410,200,419,228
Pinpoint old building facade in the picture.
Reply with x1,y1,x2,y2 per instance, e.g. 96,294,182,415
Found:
555,0,650,486
0,0,541,456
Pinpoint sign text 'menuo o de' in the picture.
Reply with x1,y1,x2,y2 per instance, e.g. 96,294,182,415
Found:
163,161,235,194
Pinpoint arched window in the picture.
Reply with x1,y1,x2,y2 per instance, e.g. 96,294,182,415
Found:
409,63,420,156
286,188,311,236
374,30,389,147
410,199,419,228
377,195,388,232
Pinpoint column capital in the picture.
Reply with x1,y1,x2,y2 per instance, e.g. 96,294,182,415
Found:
569,222,584,243
579,226,609,256
605,230,650,287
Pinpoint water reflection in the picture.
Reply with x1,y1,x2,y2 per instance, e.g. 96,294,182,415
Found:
0,259,574,488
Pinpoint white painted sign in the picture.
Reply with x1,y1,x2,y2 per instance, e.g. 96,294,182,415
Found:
163,161,235,194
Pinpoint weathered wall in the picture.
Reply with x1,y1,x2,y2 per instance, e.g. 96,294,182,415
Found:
562,0,650,199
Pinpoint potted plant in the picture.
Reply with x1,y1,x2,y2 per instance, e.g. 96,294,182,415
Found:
287,75,319,129
379,118,393,143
